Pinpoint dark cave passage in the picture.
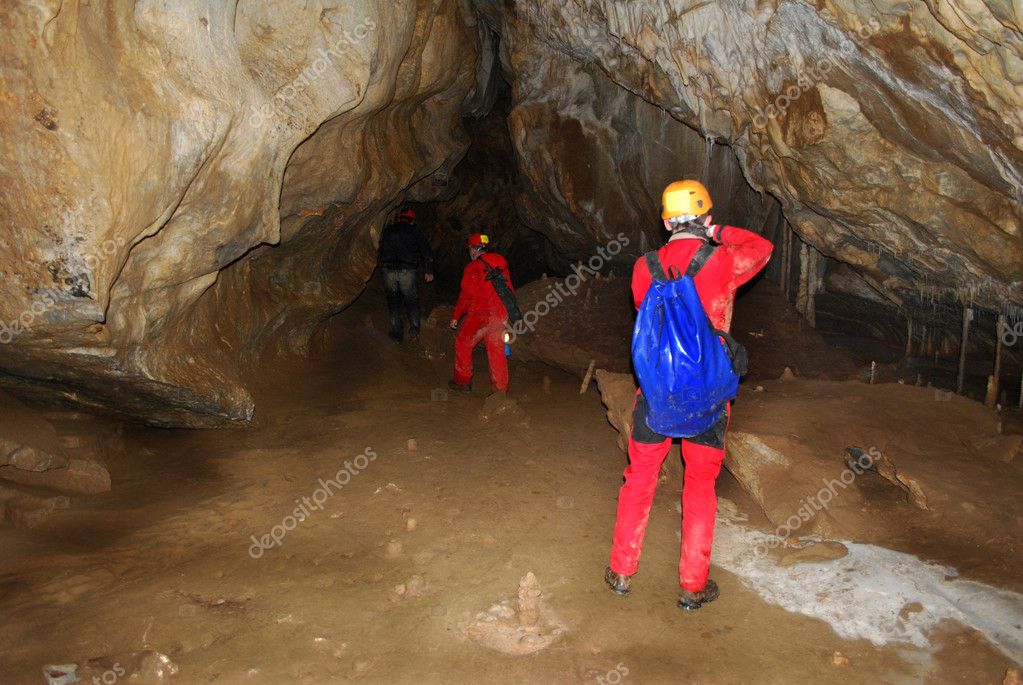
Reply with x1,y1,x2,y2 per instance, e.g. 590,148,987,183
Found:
2,1,1022,683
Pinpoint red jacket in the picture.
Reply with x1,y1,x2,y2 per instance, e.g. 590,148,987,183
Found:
631,226,773,331
453,253,514,321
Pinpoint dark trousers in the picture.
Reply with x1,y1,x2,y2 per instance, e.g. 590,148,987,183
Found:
382,268,420,339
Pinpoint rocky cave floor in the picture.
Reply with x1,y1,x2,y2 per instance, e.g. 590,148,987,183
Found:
1,282,1022,685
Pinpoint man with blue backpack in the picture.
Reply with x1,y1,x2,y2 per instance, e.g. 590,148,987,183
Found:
605,180,773,611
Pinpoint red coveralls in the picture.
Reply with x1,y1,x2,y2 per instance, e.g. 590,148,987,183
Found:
452,253,513,392
609,225,773,591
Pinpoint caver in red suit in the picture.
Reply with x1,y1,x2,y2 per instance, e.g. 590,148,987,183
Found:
607,180,773,610
449,233,513,393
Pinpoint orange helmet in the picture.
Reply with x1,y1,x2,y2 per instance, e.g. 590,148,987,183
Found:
662,180,712,220
467,233,490,248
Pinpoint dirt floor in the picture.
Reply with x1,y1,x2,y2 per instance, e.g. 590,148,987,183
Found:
1,282,1021,684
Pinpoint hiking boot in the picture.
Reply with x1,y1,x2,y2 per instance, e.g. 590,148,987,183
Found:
448,380,471,394
604,567,632,596
677,579,719,612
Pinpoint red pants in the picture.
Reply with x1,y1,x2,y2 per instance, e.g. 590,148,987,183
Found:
609,397,729,591
453,315,508,392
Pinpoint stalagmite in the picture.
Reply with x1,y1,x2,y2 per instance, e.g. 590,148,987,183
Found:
905,318,914,359
517,572,542,630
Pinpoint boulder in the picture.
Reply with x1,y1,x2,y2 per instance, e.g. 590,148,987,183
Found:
0,0,484,426
0,457,111,496
594,370,636,452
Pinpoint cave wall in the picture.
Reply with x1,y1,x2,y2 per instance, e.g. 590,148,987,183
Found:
501,16,782,261
482,0,1022,310
0,0,483,426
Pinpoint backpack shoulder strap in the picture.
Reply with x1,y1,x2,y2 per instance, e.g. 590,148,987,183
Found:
644,251,668,282
478,255,504,278
685,243,717,277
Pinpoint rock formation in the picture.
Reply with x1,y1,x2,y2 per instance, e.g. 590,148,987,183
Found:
1,0,486,425
487,0,1022,309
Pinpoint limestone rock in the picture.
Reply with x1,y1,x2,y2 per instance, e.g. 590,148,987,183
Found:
0,0,483,426
0,457,111,496
594,371,636,452
478,392,529,427
492,1,1023,310
0,441,68,473
0,486,71,529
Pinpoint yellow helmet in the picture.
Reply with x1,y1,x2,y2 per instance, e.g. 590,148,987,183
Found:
662,180,713,220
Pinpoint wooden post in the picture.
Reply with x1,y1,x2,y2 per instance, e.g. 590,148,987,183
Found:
988,313,1005,408
806,247,818,328
905,317,914,359
579,359,596,395
957,306,973,395
781,225,792,300
797,243,810,321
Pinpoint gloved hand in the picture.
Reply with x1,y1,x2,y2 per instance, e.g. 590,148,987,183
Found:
703,215,720,241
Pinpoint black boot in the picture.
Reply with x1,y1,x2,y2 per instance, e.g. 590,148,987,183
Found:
677,579,719,612
604,567,632,596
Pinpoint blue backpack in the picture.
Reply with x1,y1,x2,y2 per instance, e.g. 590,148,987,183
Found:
631,244,747,438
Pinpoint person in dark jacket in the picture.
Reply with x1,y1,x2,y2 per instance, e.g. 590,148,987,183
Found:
378,208,434,342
